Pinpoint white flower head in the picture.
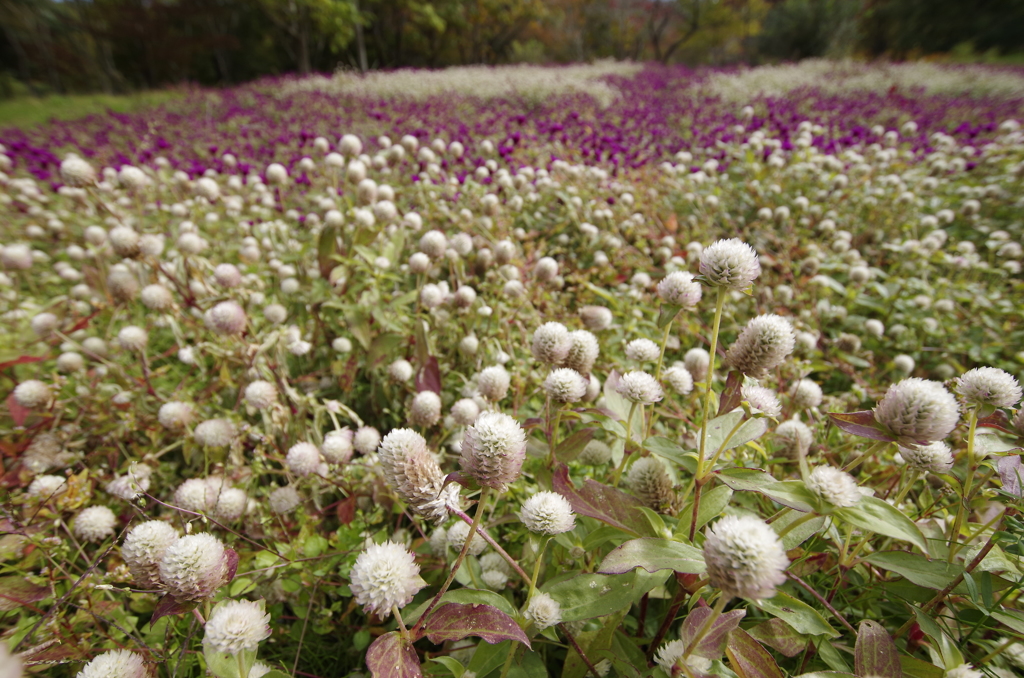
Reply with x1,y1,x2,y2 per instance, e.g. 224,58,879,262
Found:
75,649,147,678
543,368,588,404
791,379,823,409
159,533,231,601
349,541,426,617
117,326,148,352
664,364,694,395
627,456,674,509
742,384,781,417
725,314,795,379
874,378,959,444
409,391,442,427
897,441,954,475
657,271,702,308
615,371,663,405
477,365,511,402
703,515,788,600
525,592,561,629
244,381,277,409
353,426,381,455
955,367,1022,409
460,412,527,491
193,419,237,448
14,380,51,409
579,305,613,331
945,665,983,678
122,520,180,589
269,486,301,514
532,322,573,366
378,428,460,523
322,429,354,464
73,506,117,542
451,398,481,426
625,338,660,363
700,238,761,289
654,640,712,676
286,442,322,477
684,348,711,382
806,466,862,507
520,491,576,535
775,420,813,459
564,330,600,375
203,599,271,654
446,520,487,555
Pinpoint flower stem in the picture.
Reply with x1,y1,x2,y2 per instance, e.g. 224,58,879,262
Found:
841,440,889,473
696,287,727,483
451,508,530,583
612,401,640,486
526,537,551,603
393,605,409,641
949,408,980,563
683,595,728,659
654,321,673,382
412,487,491,636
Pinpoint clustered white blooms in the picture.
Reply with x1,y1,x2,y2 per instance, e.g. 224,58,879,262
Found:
654,640,712,676
725,314,795,379
897,441,954,474
699,238,761,289
664,363,694,395
377,428,460,523
627,456,674,509
203,599,272,654
519,491,576,535
954,367,1022,409
446,520,487,556
193,418,237,448
74,649,148,678
460,412,527,492
531,321,572,366
741,384,782,417
122,520,180,589
657,271,702,308
524,592,562,629
806,466,863,508
158,533,231,601
615,371,663,405
873,378,959,444
703,515,789,600
543,368,588,403
73,506,117,543
348,541,425,618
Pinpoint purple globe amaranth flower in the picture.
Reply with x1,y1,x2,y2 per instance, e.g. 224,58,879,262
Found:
460,412,526,492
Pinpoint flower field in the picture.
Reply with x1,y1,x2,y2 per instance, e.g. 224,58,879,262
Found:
1,60,1024,678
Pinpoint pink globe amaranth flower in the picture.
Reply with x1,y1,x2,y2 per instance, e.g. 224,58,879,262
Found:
460,412,526,492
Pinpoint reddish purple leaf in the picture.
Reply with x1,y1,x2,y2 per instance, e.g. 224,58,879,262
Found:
979,410,1014,435
366,631,423,678
747,619,806,657
726,628,785,678
998,456,1023,497
717,371,744,416
855,620,901,678
416,356,441,395
556,427,596,463
0,577,48,612
442,472,472,490
223,548,239,583
0,355,45,372
6,394,31,427
827,411,896,442
150,594,196,625
552,465,654,537
680,605,746,659
422,603,530,647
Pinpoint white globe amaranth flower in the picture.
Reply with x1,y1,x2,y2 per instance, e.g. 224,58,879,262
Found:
73,506,117,543
520,491,576,535
286,442,322,477
654,640,712,676
657,271,702,308
213,488,247,521
775,420,813,459
477,365,511,402
700,238,761,289
725,314,795,379
579,440,612,465
270,485,301,514
894,354,916,374
897,441,954,474
28,474,67,499
740,384,781,418
874,378,959,444
420,283,444,308
117,325,148,352
460,412,527,491
955,367,1023,409
579,305,613,331
106,466,151,500
409,391,442,427
140,284,173,311
349,541,426,618
625,338,660,363
791,379,823,408
174,478,212,512
535,256,559,283
109,227,141,258
203,599,271,654
664,364,694,395
159,533,231,602
446,520,487,555
703,514,788,600
627,456,674,509
525,592,561,630
122,520,179,589
244,381,277,409
31,312,59,336
388,359,415,382
378,428,460,523
353,426,381,455
13,379,51,409
419,230,448,259
158,402,194,430
1002,640,1024,670
75,649,147,678
482,569,508,590
451,398,481,426
564,330,599,375
543,368,588,404
60,155,96,187
194,419,237,448
615,371,663,405
0,641,21,678
263,304,287,324
684,347,711,382
531,322,573,366
806,466,862,508
322,429,354,464
206,300,247,336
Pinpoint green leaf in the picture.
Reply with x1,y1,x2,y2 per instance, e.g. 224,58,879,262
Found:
680,607,746,659
899,655,945,678
204,645,257,678
726,628,784,678
556,427,596,463
421,603,530,648
562,610,625,678
646,436,698,472
716,468,816,512
678,484,733,537
855,620,900,678
229,577,256,597
657,303,681,329
542,569,671,622
466,640,512,678
597,538,705,575
815,638,852,673
428,657,466,678
748,619,807,657
706,411,769,454
366,631,423,678
913,606,964,669
772,512,826,550
405,588,516,625
553,464,655,537
864,552,963,591
992,609,1024,634
754,592,839,638
834,497,928,551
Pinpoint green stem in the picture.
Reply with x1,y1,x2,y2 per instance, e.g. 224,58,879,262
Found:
949,408,979,563
683,595,728,659
612,401,640,486
549,404,563,468
393,605,409,641
704,416,747,470
654,320,674,381
526,537,551,603
775,512,818,539
696,287,727,483
842,440,890,473
892,467,917,506
498,642,518,678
